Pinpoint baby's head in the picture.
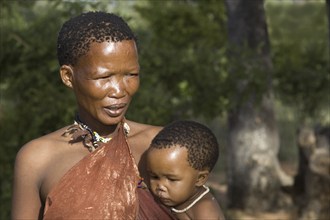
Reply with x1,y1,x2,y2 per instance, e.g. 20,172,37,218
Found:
146,120,219,207
149,120,219,171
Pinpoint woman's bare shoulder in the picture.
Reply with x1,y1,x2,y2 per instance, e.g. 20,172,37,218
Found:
125,120,164,154
15,126,72,171
126,120,163,139
12,126,80,218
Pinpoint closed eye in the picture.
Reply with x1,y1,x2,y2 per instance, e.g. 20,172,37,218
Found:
148,172,159,180
166,175,180,182
126,73,139,77
93,74,112,80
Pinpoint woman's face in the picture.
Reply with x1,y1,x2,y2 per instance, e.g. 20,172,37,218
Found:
69,40,140,130
146,146,201,208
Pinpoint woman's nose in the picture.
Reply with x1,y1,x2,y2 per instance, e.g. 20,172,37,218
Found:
107,76,125,98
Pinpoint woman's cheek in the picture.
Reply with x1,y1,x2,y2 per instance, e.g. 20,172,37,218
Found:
126,78,140,95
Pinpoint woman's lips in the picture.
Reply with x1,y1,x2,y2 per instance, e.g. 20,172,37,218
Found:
104,103,126,116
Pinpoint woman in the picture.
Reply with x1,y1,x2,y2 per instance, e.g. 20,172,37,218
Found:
12,11,175,220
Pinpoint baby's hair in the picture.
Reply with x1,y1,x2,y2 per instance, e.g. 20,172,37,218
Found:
150,120,219,171
57,11,137,66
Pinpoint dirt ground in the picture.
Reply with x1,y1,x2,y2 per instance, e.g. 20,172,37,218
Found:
208,162,298,220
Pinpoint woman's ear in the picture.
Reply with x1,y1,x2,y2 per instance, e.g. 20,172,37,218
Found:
60,65,74,88
195,170,209,187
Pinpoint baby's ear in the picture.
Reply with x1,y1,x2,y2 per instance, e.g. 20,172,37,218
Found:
60,65,74,88
195,170,209,187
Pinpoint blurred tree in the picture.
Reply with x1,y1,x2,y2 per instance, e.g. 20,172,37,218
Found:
225,0,292,211
267,1,329,123
266,1,329,219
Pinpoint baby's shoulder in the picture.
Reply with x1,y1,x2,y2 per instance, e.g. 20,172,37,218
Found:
191,191,225,219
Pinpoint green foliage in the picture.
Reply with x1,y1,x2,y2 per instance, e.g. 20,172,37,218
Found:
266,1,329,121
130,0,228,123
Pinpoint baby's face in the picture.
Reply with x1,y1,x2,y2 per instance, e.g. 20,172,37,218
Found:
146,146,200,208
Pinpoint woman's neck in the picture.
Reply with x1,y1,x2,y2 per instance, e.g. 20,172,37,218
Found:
76,113,119,137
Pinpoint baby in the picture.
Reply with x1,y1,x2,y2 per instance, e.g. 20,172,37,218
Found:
146,120,225,220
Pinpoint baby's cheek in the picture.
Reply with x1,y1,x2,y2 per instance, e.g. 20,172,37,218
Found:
149,182,156,194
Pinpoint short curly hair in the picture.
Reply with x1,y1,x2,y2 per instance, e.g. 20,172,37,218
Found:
57,11,137,66
149,120,219,171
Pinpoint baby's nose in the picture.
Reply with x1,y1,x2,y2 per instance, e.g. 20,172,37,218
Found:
156,184,166,192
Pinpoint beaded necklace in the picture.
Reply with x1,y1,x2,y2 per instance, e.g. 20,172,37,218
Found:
171,185,210,213
63,115,130,152
74,116,112,147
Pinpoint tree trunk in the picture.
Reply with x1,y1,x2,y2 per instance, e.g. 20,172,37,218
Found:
294,126,330,220
225,0,292,211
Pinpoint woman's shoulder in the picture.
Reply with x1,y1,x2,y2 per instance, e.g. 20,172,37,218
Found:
13,125,89,203
125,119,163,139
125,120,163,153
19,126,71,150
15,126,73,171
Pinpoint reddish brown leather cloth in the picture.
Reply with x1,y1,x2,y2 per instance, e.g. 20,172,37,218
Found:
43,125,175,220
137,188,176,220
